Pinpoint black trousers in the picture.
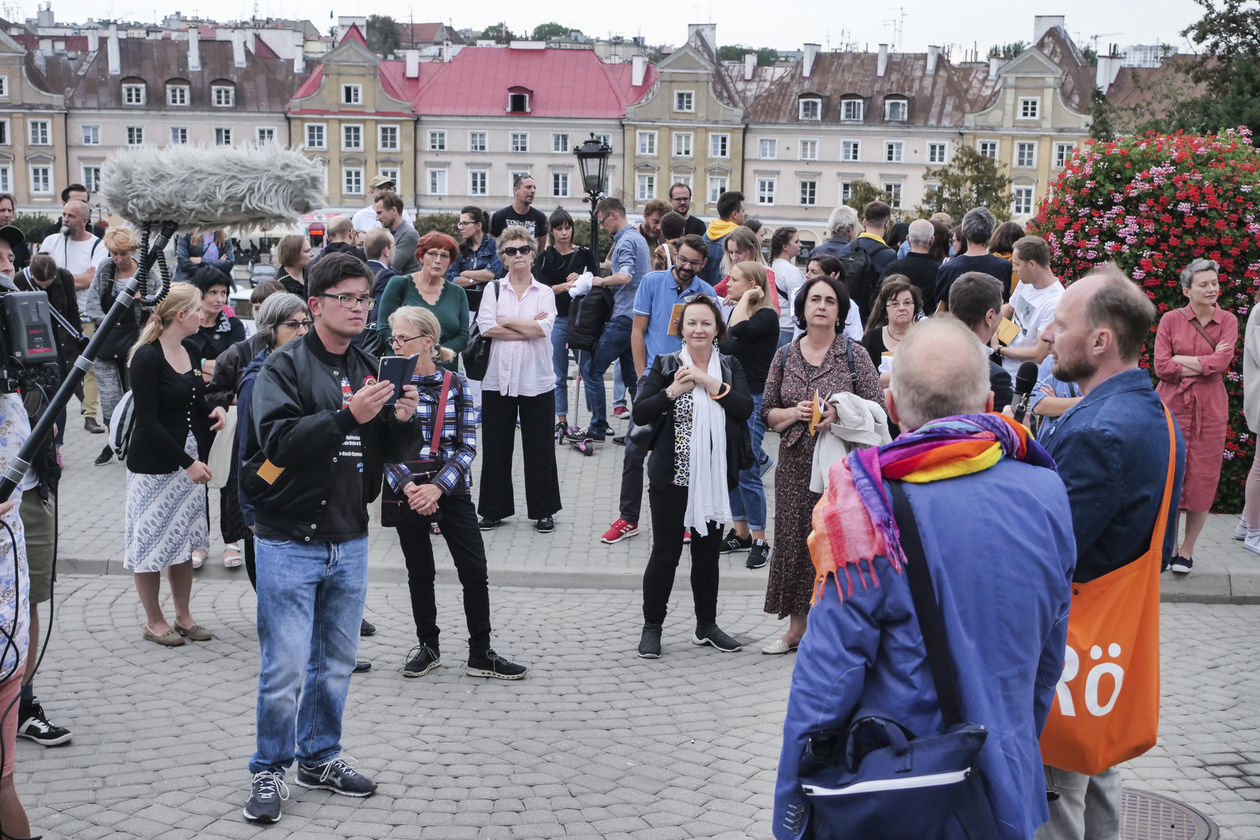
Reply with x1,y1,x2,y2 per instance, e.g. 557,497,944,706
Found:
642,483,723,627
396,492,492,655
478,389,562,521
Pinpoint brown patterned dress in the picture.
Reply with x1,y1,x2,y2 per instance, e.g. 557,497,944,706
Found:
761,335,885,617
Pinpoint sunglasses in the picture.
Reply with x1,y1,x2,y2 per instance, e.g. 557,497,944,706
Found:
502,245,533,257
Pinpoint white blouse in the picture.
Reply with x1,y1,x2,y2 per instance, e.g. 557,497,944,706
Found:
476,276,557,397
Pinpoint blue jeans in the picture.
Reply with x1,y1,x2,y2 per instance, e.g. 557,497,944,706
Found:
729,392,767,531
582,315,636,437
551,315,570,417
250,536,367,775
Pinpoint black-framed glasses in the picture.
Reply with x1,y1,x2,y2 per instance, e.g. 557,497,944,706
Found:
389,334,423,348
502,245,533,257
317,293,375,310
675,255,704,268
280,319,312,330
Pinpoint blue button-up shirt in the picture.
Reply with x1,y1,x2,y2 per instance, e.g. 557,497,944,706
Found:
608,225,651,320
632,269,717,372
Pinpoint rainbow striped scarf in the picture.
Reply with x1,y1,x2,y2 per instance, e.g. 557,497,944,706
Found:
808,413,1054,602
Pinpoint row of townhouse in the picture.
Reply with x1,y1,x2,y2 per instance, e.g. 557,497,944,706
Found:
0,15,1144,250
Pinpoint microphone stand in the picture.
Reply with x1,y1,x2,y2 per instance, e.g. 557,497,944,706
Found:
0,220,177,501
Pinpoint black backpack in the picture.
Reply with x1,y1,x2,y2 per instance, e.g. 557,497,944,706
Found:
837,239,890,326
567,286,615,351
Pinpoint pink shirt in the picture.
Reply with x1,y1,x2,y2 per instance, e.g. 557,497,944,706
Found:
476,277,557,397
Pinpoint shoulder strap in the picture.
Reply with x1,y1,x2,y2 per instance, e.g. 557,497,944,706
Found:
429,370,453,453
888,480,963,727
844,338,858,385
1146,405,1179,555
1187,315,1216,349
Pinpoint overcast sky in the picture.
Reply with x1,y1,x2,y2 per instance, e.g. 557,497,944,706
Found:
25,0,1207,57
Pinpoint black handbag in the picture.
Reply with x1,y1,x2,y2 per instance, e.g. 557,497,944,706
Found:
380,370,453,528
461,280,499,381
793,480,999,840
628,354,680,450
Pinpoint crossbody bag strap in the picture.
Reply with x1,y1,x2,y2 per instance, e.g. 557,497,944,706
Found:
844,338,858,386
1186,312,1217,350
1146,405,1179,556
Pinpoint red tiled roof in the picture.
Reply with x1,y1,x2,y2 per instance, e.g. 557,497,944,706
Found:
292,64,324,100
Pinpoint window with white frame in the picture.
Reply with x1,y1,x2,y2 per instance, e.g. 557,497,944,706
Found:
256,127,275,143
82,165,101,193
427,130,445,152
840,181,853,203
342,84,361,105
166,84,188,106
1012,186,1035,215
759,138,777,159
593,133,612,147
170,127,188,144
710,133,730,159
29,165,51,195
883,183,903,208
841,99,864,121
552,172,568,197
428,168,447,195
672,173,692,190
379,167,400,186
707,175,729,204
552,132,569,153
928,142,948,164
123,82,145,105
674,90,694,112
306,124,326,150
28,120,50,146
757,177,776,205
799,179,817,206
469,170,488,196
1054,142,1075,168
343,167,363,195
885,141,904,163
1019,97,1040,119
509,170,531,193
673,132,693,158
126,126,144,146
468,131,487,152
0,166,9,193
841,140,860,161
211,85,234,107
799,97,822,120
0,121,6,145
0,77,7,98
215,127,232,146
510,132,529,153
81,125,100,145
343,125,362,151
636,173,656,201
1016,141,1036,168
379,125,399,150
799,139,818,160
884,99,908,122
637,131,657,156
507,91,530,112
978,140,998,159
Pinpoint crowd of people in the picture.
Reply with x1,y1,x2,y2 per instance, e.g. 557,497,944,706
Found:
0,170,1245,836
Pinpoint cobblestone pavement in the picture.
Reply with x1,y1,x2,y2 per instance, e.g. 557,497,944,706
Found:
18,576,1260,839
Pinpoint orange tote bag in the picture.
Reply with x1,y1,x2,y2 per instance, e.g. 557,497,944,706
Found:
1039,407,1176,776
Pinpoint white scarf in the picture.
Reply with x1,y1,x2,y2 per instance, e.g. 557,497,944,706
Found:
680,345,731,533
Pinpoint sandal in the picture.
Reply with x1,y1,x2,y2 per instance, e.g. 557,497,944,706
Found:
190,550,206,570
222,542,244,568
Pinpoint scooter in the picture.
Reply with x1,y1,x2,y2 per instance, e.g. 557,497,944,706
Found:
556,349,596,456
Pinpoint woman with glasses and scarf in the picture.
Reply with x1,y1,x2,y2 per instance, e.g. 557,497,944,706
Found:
474,226,562,534
377,232,469,371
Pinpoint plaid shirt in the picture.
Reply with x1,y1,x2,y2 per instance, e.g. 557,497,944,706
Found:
384,369,477,495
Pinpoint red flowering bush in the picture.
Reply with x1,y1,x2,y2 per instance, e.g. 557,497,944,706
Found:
1032,128,1260,511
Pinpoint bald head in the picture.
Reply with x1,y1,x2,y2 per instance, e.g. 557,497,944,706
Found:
889,316,991,431
61,200,90,236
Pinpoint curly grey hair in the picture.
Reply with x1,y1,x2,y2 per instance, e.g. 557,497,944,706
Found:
256,292,309,349
1179,258,1220,289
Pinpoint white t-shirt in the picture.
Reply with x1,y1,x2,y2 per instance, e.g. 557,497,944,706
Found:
771,258,806,332
352,204,381,233
1003,280,1064,377
40,232,108,314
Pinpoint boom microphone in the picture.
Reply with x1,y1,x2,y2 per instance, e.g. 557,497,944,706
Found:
1012,361,1039,425
100,144,327,233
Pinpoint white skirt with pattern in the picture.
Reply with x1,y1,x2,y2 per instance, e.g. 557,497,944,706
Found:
124,432,209,572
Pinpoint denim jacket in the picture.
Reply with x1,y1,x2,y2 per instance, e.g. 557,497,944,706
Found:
447,236,504,310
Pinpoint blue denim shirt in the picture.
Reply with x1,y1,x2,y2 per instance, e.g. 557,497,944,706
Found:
447,235,504,282
608,225,651,319
1039,367,1185,582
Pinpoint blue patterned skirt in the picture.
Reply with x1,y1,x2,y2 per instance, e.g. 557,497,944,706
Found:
124,432,210,572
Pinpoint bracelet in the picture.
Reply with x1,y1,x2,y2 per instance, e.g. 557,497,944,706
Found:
665,387,679,401
712,382,732,400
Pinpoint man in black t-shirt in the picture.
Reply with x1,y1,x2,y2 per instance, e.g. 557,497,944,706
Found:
933,206,1014,309
669,182,707,238
490,175,548,241
880,219,942,310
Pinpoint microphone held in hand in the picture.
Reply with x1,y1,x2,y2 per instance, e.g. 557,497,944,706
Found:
1012,361,1040,424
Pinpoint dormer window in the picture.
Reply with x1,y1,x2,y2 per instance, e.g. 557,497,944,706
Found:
211,83,235,107
166,82,190,106
507,87,532,113
798,96,822,121
122,80,145,105
884,98,908,122
840,98,864,122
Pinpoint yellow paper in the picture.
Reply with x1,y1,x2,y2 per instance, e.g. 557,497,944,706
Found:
809,390,822,436
256,458,284,485
996,317,1020,346
667,302,685,335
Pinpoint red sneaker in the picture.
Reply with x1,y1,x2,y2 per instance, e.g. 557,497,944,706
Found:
600,518,639,544
683,528,691,544
612,406,630,418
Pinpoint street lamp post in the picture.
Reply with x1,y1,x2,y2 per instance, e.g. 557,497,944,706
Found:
573,133,612,261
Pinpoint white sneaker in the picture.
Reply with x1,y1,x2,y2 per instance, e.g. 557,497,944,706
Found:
1234,517,1249,540
1244,529,1260,556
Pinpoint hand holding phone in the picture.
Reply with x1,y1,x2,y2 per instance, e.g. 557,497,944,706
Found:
377,354,418,406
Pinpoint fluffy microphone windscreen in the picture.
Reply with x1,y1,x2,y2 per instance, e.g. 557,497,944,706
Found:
100,145,326,233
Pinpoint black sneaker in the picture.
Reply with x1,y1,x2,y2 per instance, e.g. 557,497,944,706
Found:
637,624,662,659
612,434,626,446
1169,555,1193,575
746,540,770,569
353,660,372,673
693,624,742,653
719,529,752,553
242,770,289,823
576,427,607,442
466,649,528,680
93,444,113,466
17,702,72,746
360,618,376,637
478,516,502,531
403,643,440,678
295,756,377,797
536,516,555,534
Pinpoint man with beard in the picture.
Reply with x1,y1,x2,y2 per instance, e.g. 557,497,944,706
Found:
669,183,707,238
635,199,669,254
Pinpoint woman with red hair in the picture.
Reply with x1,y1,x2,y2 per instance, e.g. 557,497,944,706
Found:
377,231,469,370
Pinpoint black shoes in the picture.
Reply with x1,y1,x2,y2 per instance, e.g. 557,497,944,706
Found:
353,660,372,673
637,624,662,659
536,516,555,534
466,649,527,680
17,701,72,746
360,618,376,637
719,529,753,553
403,643,440,678
478,517,502,531
295,756,377,797
243,770,289,823
746,539,770,569
94,444,113,466
693,624,742,653
1169,555,1193,575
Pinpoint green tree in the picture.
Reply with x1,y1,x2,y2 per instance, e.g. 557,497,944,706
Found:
1081,44,1099,66
366,15,401,56
11,213,52,246
716,45,781,66
917,145,1012,222
480,23,515,43
1088,86,1117,141
531,22,574,41
413,213,459,239
844,179,887,212
986,41,1027,60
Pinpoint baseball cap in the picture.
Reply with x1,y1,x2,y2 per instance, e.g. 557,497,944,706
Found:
369,175,395,189
0,225,24,250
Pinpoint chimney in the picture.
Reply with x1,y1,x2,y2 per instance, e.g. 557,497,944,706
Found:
686,24,717,53
107,24,120,76
187,26,200,72
1033,15,1065,44
294,53,304,73
877,43,888,77
743,52,756,81
632,54,648,87
802,42,819,79
87,30,99,52
1095,54,1122,91
441,41,452,62
36,3,52,28
988,56,1001,78
926,44,940,75
405,49,420,79
232,31,246,68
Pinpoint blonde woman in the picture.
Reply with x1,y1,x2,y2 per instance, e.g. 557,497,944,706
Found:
125,284,227,645
86,227,146,466
718,261,779,569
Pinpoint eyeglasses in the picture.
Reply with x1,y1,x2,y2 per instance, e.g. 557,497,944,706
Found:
279,319,312,330
886,299,915,309
317,293,375,310
675,255,704,268
456,220,477,227
388,334,423,348
424,249,452,260
502,245,533,257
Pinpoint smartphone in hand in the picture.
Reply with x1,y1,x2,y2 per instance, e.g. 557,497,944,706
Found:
377,354,418,406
